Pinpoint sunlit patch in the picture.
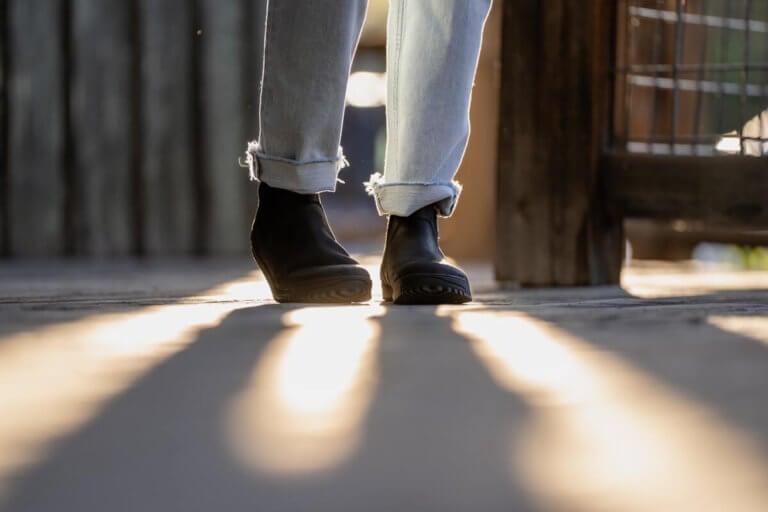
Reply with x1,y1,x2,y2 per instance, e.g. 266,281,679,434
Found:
361,262,384,302
708,315,768,347
346,71,387,108
716,109,768,156
0,276,263,503
715,133,742,154
227,305,383,476
622,263,768,298
446,308,768,512
205,272,273,301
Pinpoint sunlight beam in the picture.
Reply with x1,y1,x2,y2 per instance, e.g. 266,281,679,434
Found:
227,305,383,477
708,315,768,348
0,275,266,502
447,308,768,512
622,266,768,299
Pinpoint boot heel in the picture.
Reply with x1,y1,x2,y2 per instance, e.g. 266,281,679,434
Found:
382,282,393,302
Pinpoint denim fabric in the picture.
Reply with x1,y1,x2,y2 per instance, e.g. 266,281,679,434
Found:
245,0,492,216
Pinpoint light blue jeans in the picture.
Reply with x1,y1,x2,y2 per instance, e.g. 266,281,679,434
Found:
244,0,493,217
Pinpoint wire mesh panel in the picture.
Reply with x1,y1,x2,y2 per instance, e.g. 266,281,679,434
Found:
615,0,768,156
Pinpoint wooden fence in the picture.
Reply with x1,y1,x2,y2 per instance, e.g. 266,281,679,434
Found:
1,0,266,257
4,0,767,276
495,0,768,287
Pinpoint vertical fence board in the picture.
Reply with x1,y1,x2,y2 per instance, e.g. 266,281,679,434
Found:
7,0,66,256
0,0,7,256
495,0,622,286
140,0,194,255
71,0,135,256
198,0,248,255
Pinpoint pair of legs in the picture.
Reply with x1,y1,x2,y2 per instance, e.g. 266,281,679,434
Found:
247,0,492,304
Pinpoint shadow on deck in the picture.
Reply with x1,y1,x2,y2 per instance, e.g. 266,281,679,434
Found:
1,259,767,511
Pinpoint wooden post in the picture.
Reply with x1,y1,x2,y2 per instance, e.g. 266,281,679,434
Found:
495,0,623,286
7,0,67,257
140,0,195,255
71,0,136,256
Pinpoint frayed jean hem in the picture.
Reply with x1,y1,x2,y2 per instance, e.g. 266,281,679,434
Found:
365,173,462,217
242,141,349,194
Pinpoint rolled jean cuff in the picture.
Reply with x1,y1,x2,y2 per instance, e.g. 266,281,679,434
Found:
365,173,462,217
241,141,349,194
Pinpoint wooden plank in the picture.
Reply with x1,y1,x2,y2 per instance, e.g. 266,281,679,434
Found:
70,0,136,256
0,0,7,256
140,0,195,255
605,154,768,225
6,0,67,256
197,0,248,255
495,0,622,286
626,219,768,260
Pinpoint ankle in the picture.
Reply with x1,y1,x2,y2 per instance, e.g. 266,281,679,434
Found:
259,182,319,204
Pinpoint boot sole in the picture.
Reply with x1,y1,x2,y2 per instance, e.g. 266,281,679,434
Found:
273,275,372,304
383,273,472,305
254,251,372,304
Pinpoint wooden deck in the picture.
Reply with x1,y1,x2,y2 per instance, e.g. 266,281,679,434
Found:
1,258,767,511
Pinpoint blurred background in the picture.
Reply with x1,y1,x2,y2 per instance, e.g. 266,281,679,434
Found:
0,0,394,260
0,0,766,265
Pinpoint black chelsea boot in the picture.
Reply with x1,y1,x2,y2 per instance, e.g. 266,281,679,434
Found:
251,182,372,303
380,203,472,305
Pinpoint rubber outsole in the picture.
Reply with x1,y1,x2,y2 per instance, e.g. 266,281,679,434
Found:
273,276,372,304
253,255,372,304
382,273,472,305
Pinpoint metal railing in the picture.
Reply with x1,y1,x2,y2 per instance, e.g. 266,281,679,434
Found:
614,0,768,156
